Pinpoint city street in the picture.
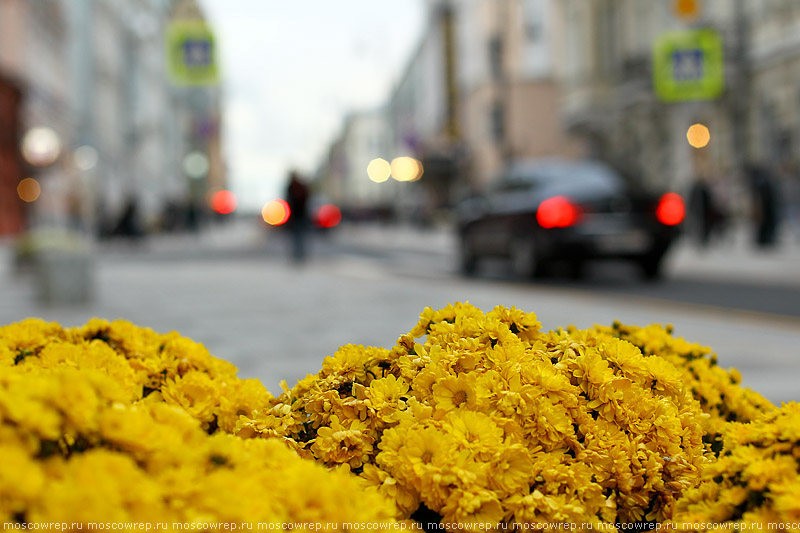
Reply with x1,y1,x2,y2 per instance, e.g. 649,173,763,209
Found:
1,220,798,406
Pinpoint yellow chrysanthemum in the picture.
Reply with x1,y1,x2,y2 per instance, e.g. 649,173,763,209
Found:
311,415,374,468
432,375,481,414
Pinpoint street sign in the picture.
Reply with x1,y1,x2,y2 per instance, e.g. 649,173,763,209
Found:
653,29,723,102
166,21,219,86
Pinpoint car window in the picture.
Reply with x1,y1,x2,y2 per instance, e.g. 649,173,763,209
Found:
505,161,627,193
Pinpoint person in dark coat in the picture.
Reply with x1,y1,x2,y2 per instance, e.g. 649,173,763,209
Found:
747,165,780,247
688,178,713,246
113,197,144,241
285,171,310,262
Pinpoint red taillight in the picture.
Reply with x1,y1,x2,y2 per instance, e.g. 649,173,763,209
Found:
656,192,685,226
314,204,342,228
536,196,582,228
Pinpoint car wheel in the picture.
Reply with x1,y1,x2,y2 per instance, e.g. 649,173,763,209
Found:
459,233,478,276
510,236,544,279
639,251,665,281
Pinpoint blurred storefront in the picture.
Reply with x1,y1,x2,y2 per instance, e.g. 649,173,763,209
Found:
0,0,225,238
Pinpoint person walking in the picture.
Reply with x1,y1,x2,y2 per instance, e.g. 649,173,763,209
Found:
748,164,780,247
285,171,310,262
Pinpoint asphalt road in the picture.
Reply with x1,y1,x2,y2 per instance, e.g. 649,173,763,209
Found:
1,223,797,405
298,227,800,321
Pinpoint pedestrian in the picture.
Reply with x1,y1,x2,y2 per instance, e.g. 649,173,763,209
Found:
747,164,780,247
285,171,310,262
112,196,144,243
688,177,713,247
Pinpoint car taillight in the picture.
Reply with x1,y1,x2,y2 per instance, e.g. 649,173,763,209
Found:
536,196,582,228
655,192,685,226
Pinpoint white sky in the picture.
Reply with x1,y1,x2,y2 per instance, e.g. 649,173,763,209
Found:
200,1,427,211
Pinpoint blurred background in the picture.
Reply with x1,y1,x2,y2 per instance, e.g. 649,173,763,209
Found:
0,0,798,403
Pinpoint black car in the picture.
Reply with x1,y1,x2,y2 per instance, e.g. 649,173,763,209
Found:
456,159,685,280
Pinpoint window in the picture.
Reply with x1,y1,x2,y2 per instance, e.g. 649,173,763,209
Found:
491,101,505,144
489,36,504,80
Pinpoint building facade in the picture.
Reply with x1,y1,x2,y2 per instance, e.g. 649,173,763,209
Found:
454,0,582,191
0,0,224,236
318,0,583,222
556,0,800,191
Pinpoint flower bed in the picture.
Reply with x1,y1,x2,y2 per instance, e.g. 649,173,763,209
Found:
0,319,396,526
0,305,788,531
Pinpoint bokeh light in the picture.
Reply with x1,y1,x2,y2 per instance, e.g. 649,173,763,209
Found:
74,145,99,171
262,199,291,226
390,157,423,182
674,0,699,20
686,123,710,148
210,190,237,214
183,151,210,179
314,204,342,228
21,127,61,167
17,178,41,203
656,192,686,226
367,158,391,183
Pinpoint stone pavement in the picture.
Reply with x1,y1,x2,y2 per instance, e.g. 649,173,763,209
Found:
0,219,798,405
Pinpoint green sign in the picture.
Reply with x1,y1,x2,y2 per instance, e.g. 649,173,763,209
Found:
166,21,219,86
653,29,724,102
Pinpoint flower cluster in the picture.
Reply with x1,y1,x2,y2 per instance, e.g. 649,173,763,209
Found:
0,319,397,527
1,318,272,433
240,303,710,529
590,322,774,452
672,403,800,529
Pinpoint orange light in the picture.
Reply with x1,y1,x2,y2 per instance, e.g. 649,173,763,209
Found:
314,204,342,228
17,178,41,202
536,196,582,228
686,123,710,148
210,190,237,214
656,193,685,226
262,199,291,225
674,0,700,20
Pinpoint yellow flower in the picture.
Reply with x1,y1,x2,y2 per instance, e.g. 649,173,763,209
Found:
360,463,420,518
396,425,449,473
440,488,504,532
444,410,503,458
160,371,220,426
321,344,372,382
0,444,45,513
216,377,273,432
367,374,410,424
311,415,374,468
432,375,481,414
488,445,534,496
486,305,541,342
